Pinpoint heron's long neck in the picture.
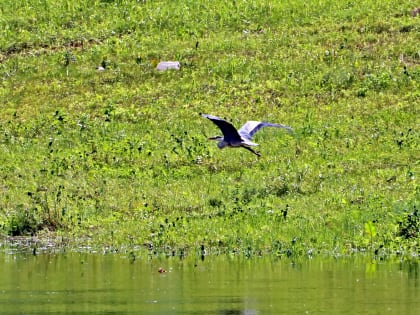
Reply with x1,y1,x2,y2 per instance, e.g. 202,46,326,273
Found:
217,138,227,149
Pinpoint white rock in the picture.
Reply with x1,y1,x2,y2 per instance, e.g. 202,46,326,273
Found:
156,61,181,71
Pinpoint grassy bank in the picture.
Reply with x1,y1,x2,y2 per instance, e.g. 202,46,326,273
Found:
0,0,418,258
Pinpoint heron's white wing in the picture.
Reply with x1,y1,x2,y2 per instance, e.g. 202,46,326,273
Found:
238,121,292,140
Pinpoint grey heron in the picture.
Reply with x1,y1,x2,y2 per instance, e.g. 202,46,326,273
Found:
202,114,292,156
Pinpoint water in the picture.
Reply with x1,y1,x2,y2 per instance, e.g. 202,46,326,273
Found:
0,252,418,314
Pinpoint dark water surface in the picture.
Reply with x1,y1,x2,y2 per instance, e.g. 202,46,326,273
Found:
0,252,418,314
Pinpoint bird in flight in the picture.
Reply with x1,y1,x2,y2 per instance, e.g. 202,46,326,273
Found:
201,114,292,156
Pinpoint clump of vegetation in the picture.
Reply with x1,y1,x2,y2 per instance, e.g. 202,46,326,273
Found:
0,0,418,258
397,205,419,240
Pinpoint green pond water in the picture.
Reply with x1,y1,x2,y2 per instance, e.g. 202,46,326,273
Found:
0,252,418,314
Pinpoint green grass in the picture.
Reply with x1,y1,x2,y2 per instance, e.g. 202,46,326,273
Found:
0,0,418,258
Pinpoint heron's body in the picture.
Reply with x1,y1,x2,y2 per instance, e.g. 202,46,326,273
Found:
202,114,292,156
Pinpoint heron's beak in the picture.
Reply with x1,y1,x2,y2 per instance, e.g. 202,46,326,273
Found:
208,136,219,141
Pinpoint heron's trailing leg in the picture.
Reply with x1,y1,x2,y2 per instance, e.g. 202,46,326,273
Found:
241,145,261,157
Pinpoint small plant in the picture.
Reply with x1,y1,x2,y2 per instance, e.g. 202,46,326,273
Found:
364,220,376,247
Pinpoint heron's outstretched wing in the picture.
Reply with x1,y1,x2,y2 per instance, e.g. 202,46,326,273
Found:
238,121,293,140
201,114,242,142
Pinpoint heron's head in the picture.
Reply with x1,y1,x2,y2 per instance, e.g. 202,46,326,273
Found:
208,136,228,149
208,135,224,141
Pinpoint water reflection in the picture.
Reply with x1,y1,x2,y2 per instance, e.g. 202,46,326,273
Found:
0,253,419,314
405,260,419,287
